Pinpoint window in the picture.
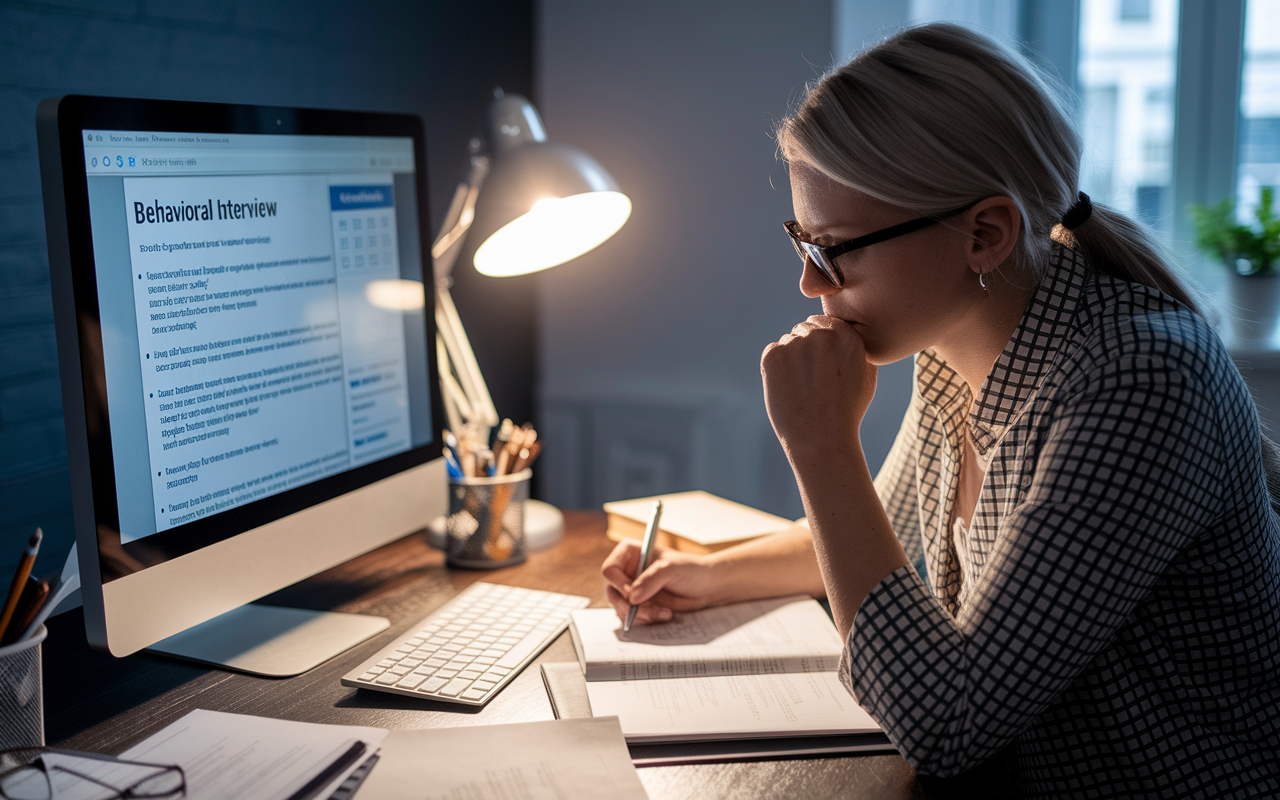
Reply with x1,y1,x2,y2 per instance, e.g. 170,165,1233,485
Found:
1077,0,1180,233
1237,0,1280,220
1119,0,1153,21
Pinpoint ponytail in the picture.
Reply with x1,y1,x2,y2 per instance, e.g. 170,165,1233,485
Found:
1056,206,1203,316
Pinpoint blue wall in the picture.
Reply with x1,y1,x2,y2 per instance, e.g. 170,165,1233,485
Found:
0,0,534,585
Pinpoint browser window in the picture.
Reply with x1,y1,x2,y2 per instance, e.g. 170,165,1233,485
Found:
82,130,431,541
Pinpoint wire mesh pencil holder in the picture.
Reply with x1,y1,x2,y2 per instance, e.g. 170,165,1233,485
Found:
446,469,532,569
0,625,46,749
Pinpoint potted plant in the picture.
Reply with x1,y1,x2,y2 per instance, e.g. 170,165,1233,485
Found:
1191,185,1280,348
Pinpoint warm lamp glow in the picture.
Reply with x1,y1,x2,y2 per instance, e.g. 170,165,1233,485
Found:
364,279,425,310
473,191,631,277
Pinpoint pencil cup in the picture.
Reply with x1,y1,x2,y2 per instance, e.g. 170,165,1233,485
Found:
446,469,531,569
0,625,45,749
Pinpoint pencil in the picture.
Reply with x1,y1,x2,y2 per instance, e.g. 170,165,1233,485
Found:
0,528,42,642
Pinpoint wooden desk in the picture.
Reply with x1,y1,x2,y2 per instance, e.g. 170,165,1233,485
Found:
42,511,927,799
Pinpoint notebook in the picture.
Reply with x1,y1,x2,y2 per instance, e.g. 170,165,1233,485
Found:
568,596,884,745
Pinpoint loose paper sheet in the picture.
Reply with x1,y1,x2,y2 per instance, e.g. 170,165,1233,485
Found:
37,709,388,800
571,596,843,681
353,717,648,800
585,671,880,744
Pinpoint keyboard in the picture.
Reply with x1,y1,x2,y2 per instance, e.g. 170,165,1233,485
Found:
341,582,589,706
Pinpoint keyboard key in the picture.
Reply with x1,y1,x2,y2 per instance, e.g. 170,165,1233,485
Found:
459,670,483,680
438,678,473,697
374,673,400,685
425,658,448,668
436,669,459,679
358,671,380,682
419,677,449,693
495,631,551,669
473,680,496,691
461,689,486,701
397,674,427,690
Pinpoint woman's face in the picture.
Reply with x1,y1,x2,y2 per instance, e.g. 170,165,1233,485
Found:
788,161,988,366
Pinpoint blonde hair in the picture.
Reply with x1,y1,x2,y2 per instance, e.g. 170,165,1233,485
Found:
777,22,1202,314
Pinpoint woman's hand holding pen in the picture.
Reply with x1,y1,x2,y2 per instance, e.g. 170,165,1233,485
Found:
601,540,719,626
760,314,876,457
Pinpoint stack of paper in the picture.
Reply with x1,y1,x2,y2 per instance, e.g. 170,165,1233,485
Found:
570,596,882,744
37,710,386,800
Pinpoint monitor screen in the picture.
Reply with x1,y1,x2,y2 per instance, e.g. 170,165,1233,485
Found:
86,130,434,547
40,98,445,608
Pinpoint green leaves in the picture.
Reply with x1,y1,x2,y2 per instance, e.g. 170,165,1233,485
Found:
1190,186,1280,277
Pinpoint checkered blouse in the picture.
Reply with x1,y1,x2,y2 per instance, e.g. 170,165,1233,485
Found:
839,243,1280,797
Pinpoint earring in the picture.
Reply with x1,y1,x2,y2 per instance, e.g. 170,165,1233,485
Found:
978,271,988,292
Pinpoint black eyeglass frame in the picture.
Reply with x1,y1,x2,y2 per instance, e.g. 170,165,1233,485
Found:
783,202,979,287
0,747,186,800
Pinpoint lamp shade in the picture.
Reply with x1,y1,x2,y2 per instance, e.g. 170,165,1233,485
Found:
469,94,630,277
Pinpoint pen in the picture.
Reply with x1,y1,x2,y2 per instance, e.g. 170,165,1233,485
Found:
284,739,367,800
0,528,42,642
624,501,663,633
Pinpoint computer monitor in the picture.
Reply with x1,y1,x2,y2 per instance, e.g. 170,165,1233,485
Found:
37,95,448,676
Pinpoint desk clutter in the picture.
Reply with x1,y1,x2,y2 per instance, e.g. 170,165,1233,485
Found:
442,420,546,568
0,710,644,800
443,419,543,480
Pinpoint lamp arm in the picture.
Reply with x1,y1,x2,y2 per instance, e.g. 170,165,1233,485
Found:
435,284,500,433
430,154,499,438
431,155,490,285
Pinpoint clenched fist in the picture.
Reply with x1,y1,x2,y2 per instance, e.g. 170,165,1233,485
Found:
761,315,877,457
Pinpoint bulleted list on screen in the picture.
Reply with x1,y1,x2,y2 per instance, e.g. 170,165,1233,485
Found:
121,172,412,538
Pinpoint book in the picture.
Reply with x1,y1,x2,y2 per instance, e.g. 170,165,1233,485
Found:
568,596,883,745
603,490,793,554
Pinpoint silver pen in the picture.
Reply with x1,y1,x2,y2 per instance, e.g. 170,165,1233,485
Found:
624,500,664,632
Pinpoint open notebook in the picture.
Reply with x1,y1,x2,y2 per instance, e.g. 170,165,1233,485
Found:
568,596,884,745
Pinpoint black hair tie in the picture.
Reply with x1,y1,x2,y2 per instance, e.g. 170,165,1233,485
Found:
1062,191,1092,230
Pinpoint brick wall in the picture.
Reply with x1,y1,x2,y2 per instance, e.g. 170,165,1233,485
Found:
0,0,533,584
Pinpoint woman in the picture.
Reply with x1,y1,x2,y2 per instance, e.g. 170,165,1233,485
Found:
600,23,1280,797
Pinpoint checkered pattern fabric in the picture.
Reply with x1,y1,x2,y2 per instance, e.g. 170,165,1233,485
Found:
844,244,1280,797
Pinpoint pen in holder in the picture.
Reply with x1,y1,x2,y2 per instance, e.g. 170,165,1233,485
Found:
0,625,46,749
446,469,532,569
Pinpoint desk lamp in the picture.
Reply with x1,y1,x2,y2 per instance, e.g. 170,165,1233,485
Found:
375,90,631,549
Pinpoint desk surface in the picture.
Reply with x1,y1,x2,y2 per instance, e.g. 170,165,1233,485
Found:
43,511,929,800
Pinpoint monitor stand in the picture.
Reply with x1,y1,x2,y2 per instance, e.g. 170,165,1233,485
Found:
147,604,389,677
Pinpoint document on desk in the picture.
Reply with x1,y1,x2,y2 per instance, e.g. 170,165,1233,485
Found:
353,717,648,800
570,597,881,744
57,709,390,800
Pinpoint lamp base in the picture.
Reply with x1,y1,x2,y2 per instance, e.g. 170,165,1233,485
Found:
427,498,564,552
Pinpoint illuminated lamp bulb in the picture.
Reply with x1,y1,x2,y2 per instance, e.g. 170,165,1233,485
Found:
473,191,632,278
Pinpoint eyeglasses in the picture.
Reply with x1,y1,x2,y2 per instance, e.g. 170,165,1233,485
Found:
0,747,186,800
783,202,978,287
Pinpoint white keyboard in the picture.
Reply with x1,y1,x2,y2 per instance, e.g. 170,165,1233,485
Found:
342,582,589,706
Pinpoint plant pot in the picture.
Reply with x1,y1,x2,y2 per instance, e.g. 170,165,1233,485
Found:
1228,273,1280,349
